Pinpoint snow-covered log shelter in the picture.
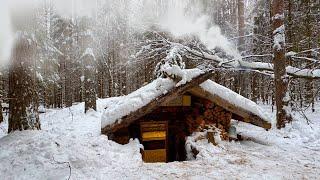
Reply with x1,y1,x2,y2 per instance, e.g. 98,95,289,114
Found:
101,69,271,163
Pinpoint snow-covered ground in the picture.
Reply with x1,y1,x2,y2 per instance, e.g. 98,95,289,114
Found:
0,99,319,180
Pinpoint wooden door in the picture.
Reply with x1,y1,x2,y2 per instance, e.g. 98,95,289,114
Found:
140,121,168,163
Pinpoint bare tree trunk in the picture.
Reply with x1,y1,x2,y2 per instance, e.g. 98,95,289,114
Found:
272,0,292,128
0,72,3,123
238,0,245,52
0,102,2,123
97,57,106,98
251,17,259,102
231,0,237,26
237,0,246,97
64,59,73,107
58,56,65,108
83,52,97,113
304,0,315,112
8,34,41,133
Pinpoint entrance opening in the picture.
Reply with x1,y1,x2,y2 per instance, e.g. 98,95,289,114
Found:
167,111,188,162
138,107,191,162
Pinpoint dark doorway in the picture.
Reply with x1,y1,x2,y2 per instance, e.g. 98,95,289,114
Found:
168,125,187,162
167,110,189,162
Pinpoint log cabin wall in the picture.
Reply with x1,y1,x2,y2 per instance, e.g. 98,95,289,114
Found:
191,96,232,140
186,96,232,140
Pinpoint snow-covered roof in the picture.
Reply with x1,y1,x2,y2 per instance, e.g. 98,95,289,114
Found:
101,69,271,133
199,81,271,123
101,68,204,128
101,78,176,128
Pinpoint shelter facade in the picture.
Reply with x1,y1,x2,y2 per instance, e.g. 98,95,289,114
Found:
101,71,271,163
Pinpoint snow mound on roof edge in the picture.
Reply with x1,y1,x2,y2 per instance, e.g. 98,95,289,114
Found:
200,80,271,123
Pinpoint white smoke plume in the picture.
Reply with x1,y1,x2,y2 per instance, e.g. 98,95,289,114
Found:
128,0,241,59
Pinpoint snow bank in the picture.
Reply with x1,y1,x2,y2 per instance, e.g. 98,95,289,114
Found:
0,98,144,179
200,80,271,123
0,99,319,179
186,130,223,161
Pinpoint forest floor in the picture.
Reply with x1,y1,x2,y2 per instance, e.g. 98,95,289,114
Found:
0,99,319,180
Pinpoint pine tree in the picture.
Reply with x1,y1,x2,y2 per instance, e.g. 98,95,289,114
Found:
83,48,97,113
8,33,41,133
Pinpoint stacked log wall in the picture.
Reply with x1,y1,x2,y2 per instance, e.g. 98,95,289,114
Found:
186,99,232,140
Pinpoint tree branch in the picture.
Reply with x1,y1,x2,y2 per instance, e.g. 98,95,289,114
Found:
135,36,320,80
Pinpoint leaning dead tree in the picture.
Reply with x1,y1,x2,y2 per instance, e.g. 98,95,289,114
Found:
8,33,41,133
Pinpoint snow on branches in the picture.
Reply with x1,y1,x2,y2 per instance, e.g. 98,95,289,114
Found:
135,32,320,80
273,25,285,51
155,44,186,78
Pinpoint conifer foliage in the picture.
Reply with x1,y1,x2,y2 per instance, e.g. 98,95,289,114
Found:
8,33,40,132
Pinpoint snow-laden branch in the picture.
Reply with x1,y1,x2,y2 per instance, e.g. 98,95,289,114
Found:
238,61,320,79
135,37,320,80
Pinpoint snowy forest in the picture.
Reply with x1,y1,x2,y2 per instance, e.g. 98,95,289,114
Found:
0,0,320,179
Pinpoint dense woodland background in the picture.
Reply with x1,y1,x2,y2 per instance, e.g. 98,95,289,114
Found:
0,0,319,131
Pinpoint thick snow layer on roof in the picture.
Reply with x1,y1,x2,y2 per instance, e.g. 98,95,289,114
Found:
101,69,205,128
101,78,175,128
200,80,271,123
